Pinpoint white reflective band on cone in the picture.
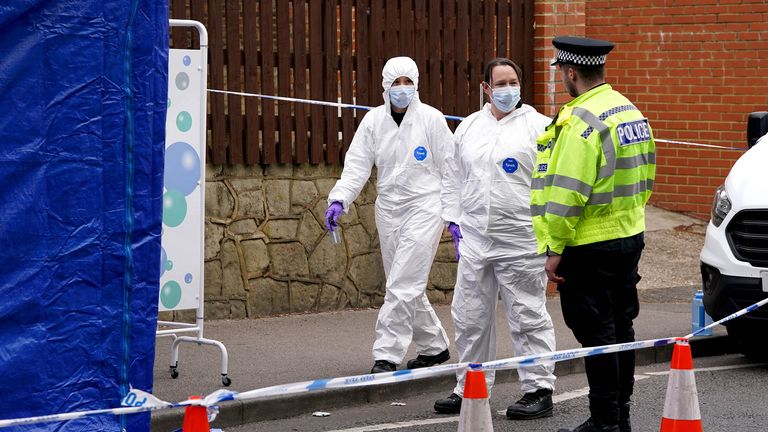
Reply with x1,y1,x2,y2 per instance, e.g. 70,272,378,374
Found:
662,370,701,420
458,399,493,432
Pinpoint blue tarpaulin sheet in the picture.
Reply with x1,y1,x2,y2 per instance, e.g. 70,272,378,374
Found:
0,1,168,430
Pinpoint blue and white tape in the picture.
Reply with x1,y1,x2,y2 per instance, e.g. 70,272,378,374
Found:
0,388,233,428
2,296,765,428
208,89,749,151
0,389,164,428
685,296,768,339
484,338,676,372
236,338,678,402
236,361,468,400
207,89,466,122
654,138,746,151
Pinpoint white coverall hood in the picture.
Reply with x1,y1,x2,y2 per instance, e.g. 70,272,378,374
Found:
381,56,420,107
381,56,419,91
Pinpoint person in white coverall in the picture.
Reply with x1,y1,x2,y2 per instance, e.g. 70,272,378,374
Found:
434,58,557,419
325,57,452,374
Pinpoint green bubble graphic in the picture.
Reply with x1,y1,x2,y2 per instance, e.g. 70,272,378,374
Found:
162,189,187,227
165,260,173,271
160,280,182,309
176,111,192,132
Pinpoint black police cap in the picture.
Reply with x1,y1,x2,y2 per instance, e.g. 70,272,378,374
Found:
551,36,615,66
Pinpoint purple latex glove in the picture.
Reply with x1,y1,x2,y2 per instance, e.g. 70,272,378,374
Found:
448,222,462,261
325,202,344,231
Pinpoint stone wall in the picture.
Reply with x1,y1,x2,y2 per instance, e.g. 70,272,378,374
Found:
162,163,457,321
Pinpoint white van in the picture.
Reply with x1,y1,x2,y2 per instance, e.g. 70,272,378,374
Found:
700,112,768,358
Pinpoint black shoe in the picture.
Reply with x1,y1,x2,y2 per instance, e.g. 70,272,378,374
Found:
506,388,554,420
406,349,450,369
434,393,462,414
370,360,396,374
558,418,620,432
619,403,631,432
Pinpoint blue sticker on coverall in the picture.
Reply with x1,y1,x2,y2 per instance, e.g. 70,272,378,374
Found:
502,158,519,173
414,146,428,161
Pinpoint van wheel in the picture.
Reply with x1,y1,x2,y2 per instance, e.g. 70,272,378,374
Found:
727,322,768,360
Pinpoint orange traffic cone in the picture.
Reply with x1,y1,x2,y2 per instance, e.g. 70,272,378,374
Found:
660,338,703,432
458,363,493,432
182,395,211,432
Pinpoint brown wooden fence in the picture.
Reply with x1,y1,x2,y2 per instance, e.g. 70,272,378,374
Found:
169,0,534,165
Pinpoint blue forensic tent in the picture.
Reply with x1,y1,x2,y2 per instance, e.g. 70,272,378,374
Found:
0,1,168,431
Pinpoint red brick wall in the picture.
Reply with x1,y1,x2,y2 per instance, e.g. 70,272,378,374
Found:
533,0,768,219
533,1,586,116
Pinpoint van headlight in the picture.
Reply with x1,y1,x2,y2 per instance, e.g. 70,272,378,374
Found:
711,185,731,227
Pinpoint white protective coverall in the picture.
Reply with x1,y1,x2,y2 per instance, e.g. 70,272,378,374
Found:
442,103,557,396
328,57,451,364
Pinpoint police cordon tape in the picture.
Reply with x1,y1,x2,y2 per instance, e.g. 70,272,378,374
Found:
207,89,466,122
654,138,745,151
207,89,749,151
2,295,766,428
0,388,227,428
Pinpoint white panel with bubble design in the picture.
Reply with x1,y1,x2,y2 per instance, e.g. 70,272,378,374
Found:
159,49,204,311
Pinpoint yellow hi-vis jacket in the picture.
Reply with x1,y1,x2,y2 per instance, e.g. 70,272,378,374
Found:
531,84,656,255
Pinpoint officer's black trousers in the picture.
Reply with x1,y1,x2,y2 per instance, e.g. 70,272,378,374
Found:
557,233,644,425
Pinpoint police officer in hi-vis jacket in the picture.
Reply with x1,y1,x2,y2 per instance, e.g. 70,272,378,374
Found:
531,36,656,432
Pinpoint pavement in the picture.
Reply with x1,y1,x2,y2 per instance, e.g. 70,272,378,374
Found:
150,205,732,431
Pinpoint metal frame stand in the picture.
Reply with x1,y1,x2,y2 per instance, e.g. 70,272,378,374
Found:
157,317,230,386
156,19,230,387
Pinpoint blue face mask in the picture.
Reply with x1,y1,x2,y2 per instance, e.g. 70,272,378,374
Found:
491,85,521,113
389,85,416,109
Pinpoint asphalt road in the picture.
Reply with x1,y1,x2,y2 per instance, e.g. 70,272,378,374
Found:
225,353,768,432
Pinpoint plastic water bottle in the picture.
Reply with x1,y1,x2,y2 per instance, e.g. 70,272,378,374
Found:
691,290,713,336
329,226,342,245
